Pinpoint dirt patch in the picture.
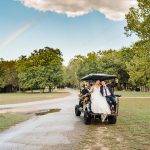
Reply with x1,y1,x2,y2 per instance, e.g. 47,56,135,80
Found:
77,123,111,150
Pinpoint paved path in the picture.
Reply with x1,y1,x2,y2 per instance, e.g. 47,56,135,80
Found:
0,90,76,114
120,97,150,98
0,89,86,150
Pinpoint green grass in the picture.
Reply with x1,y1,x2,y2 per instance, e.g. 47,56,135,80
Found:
0,89,70,104
79,98,150,150
0,113,30,131
105,98,150,150
115,91,150,97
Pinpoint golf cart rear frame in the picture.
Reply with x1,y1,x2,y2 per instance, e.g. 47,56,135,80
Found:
75,73,120,124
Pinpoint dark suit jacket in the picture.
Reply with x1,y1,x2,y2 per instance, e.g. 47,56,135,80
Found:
100,84,115,97
81,88,89,95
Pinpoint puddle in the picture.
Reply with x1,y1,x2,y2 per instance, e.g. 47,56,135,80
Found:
35,108,61,116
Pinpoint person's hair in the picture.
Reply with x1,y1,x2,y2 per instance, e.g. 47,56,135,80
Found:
81,81,87,88
105,80,111,84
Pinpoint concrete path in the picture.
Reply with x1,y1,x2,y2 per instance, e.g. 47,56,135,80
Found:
0,89,75,114
0,89,86,150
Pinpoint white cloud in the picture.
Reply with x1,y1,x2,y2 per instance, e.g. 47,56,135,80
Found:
18,0,137,20
0,23,32,49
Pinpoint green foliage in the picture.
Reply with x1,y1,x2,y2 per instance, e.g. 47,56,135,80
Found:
65,49,132,88
16,47,63,91
0,60,18,91
126,40,150,86
65,55,83,87
125,0,150,40
0,47,63,93
65,43,149,89
79,52,103,76
125,0,150,87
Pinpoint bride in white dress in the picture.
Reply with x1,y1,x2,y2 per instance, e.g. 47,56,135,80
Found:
90,80,111,121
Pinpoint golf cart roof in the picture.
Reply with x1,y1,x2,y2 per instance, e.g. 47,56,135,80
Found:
81,73,116,81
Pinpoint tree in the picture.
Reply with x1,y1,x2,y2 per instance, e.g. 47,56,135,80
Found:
65,55,84,88
16,47,64,92
0,60,5,89
126,40,150,87
125,0,150,89
0,60,18,92
125,0,150,40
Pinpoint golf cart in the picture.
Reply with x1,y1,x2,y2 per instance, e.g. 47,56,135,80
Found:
75,73,121,124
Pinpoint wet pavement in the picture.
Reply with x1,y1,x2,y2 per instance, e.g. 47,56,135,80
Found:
0,89,87,150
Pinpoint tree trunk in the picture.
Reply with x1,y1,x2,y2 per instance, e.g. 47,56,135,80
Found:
18,86,21,92
49,86,52,93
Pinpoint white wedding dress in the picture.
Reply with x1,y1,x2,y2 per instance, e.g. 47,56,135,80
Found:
91,86,111,121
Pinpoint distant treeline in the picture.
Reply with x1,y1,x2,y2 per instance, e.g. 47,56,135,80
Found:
0,42,149,93
0,47,64,93
64,40,150,91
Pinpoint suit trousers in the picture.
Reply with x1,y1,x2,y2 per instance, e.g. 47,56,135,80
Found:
106,96,116,111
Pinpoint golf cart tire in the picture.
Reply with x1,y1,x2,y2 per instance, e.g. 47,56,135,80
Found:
75,105,81,116
108,116,117,124
84,110,91,125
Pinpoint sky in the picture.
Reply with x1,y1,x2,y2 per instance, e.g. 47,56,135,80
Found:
0,0,137,65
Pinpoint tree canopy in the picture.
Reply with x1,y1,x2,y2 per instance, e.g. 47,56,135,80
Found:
0,47,63,92
124,0,150,88
125,0,150,40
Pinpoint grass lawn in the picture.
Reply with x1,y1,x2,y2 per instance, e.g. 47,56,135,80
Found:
0,89,70,105
104,98,150,150
0,113,30,131
115,91,150,97
79,97,150,150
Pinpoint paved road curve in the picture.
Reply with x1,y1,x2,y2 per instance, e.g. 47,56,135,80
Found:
0,89,86,150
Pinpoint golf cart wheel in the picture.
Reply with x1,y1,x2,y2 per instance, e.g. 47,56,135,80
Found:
108,116,117,124
84,110,91,125
75,105,81,116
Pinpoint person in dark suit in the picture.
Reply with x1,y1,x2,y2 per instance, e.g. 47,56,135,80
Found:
100,80,116,112
79,82,90,109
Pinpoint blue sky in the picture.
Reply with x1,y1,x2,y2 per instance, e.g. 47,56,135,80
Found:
0,0,137,65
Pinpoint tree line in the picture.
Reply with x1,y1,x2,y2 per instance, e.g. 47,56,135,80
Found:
64,43,149,91
0,0,149,92
0,47,64,92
